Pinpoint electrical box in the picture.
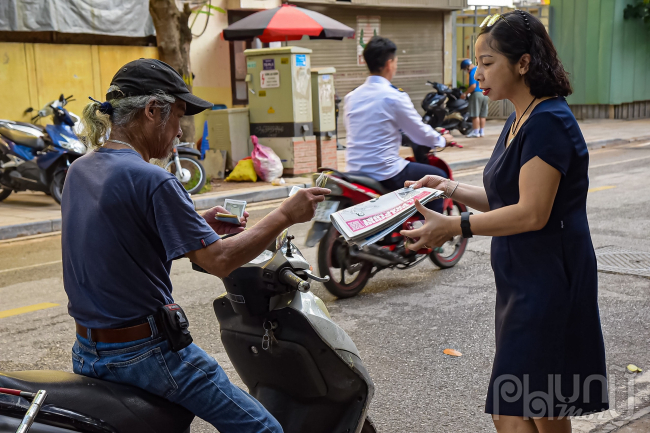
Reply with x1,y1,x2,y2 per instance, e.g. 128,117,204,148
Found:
245,46,313,137
245,47,318,175
202,108,251,171
311,67,338,169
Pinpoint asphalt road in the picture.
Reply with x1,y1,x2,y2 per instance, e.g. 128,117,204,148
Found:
1,143,649,432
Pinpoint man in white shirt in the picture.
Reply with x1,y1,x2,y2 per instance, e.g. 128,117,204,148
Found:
345,36,452,213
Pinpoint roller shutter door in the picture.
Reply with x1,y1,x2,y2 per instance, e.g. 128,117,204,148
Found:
288,6,444,138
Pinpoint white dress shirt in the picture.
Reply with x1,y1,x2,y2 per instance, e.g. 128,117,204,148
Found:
344,75,445,181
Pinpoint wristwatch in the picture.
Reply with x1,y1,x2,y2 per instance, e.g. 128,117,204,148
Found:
460,211,473,239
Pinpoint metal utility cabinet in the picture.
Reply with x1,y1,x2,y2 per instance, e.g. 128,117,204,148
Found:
245,46,317,175
311,67,338,169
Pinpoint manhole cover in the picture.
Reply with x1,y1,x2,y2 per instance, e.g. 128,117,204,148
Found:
595,247,650,278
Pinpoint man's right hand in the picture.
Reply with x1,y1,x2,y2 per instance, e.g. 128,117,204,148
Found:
279,187,331,225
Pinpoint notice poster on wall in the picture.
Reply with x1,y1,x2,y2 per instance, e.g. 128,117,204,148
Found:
356,16,380,66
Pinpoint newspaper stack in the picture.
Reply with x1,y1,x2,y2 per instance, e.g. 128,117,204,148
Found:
330,187,444,247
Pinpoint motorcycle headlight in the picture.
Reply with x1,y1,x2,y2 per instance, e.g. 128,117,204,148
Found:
60,137,87,155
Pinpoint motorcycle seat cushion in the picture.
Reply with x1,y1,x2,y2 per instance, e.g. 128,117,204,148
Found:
0,370,194,433
0,123,45,150
327,170,390,195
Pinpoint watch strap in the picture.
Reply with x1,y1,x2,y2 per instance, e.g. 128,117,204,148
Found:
460,211,473,239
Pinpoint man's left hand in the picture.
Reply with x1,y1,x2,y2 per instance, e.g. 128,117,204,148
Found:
202,206,249,235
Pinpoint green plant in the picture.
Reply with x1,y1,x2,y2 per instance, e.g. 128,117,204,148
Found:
198,175,213,194
189,2,226,37
624,0,650,29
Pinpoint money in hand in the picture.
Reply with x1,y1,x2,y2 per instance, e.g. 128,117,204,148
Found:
315,171,329,188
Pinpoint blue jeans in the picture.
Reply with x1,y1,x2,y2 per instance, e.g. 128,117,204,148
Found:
380,162,445,214
72,316,282,433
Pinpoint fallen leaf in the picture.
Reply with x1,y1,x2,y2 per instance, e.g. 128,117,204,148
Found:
443,348,462,357
627,364,643,373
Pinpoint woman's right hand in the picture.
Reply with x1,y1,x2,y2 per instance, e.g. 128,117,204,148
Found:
404,175,448,191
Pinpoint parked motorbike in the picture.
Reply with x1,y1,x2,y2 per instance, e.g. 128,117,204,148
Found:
417,81,472,135
165,142,206,195
0,95,86,204
0,231,376,433
305,144,468,299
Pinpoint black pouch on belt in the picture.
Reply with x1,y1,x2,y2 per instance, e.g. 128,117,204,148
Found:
158,304,193,352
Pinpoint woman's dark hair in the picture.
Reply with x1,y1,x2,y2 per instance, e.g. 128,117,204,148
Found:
363,36,397,74
479,10,572,98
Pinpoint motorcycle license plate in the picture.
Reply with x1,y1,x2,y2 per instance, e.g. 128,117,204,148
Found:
313,200,339,223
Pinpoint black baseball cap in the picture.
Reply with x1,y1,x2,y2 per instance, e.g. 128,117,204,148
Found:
106,58,213,116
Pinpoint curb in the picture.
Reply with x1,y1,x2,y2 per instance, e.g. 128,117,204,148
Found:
1,135,648,240
0,184,310,240
0,219,62,241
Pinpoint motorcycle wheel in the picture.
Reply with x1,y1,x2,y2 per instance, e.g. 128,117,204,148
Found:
0,187,11,201
317,225,373,299
429,201,468,269
166,156,206,195
50,170,66,205
361,416,378,433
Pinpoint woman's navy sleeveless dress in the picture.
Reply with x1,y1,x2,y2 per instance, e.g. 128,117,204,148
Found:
483,98,608,418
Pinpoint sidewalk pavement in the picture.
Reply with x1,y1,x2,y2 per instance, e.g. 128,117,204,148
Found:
1,117,649,241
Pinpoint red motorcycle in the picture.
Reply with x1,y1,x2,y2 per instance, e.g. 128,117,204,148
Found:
305,135,468,298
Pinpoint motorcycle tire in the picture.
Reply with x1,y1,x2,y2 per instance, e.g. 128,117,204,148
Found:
429,201,468,269
0,187,11,201
317,225,373,299
361,416,378,433
166,156,206,195
50,170,66,205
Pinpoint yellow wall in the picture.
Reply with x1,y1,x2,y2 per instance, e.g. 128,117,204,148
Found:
0,42,158,123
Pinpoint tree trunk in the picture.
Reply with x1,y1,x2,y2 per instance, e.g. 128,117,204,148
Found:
149,0,195,142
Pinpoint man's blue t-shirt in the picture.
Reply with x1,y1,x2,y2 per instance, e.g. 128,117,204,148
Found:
469,66,482,93
61,148,219,329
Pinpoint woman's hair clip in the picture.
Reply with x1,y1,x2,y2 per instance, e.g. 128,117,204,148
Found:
516,10,532,32
88,97,114,116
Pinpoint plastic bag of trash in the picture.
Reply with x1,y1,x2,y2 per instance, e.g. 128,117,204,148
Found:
251,135,283,182
226,157,258,182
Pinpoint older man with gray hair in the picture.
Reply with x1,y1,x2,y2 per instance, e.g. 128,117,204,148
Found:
63,59,329,433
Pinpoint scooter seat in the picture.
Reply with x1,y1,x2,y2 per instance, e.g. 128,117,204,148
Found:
0,123,45,150
0,370,193,433
329,170,390,195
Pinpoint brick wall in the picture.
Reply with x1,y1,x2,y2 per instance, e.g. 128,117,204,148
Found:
286,138,317,175
317,137,338,170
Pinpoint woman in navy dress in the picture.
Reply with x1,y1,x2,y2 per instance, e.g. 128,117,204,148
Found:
401,11,608,433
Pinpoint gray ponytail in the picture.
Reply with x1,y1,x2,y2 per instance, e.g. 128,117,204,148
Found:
77,88,176,150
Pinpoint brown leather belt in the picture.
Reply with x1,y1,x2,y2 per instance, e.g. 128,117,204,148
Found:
76,317,163,343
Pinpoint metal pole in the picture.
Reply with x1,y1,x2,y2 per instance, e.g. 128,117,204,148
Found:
451,10,457,88
15,390,47,433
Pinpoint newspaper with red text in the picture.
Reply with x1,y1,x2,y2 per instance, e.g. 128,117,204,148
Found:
330,187,444,247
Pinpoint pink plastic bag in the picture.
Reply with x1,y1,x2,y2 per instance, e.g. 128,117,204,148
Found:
251,135,284,182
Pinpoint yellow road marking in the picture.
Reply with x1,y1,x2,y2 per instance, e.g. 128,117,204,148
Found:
0,260,62,274
588,186,616,193
0,302,59,319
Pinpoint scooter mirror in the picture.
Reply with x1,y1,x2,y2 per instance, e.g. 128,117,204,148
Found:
24,107,33,114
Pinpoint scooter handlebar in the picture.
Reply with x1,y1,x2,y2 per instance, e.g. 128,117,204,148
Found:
279,268,311,292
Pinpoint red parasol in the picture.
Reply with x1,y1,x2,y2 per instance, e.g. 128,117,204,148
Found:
222,4,355,43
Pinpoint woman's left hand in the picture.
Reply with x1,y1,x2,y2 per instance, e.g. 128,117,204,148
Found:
400,200,458,250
